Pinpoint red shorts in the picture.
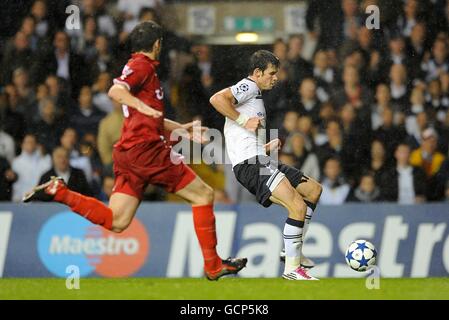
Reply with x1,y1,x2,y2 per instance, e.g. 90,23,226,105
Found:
112,140,196,200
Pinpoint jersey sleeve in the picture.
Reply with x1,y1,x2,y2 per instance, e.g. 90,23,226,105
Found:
113,59,152,92
230,81,256,105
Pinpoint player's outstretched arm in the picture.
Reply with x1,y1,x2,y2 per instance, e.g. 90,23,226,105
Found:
164,119,209,144
108,84,162,118
209,88,260,132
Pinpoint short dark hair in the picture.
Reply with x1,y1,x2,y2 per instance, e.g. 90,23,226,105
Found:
129,21,163,53
248,50,280,75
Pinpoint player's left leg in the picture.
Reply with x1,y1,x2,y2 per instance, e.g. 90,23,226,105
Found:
294,175,322,267
269,177,318,280
175,173,247,280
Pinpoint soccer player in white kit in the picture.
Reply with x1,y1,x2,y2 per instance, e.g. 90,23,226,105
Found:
210,50,322,280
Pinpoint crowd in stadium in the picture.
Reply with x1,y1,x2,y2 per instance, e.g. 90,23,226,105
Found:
0,0,449,204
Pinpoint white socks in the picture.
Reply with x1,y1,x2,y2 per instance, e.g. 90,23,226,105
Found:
303,205,314,240
283,218,304,273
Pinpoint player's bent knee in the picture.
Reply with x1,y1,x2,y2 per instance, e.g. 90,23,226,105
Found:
312,181,323,200
195,184,215,205
110,213,132,233
302,179,322,203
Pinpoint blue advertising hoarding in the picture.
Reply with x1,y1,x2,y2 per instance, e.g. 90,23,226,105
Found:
0,203,448,278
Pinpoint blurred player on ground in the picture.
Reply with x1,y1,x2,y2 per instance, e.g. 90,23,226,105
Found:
210,50,322,280
23,21,247,281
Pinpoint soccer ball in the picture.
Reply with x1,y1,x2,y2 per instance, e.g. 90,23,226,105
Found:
345,240,377,272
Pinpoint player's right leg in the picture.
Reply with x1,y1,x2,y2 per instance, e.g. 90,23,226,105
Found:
279,175,323,268
269,177,318,280
23,176,140,233
175,174,247,280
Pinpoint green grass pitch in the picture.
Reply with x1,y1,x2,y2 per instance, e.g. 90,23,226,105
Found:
0,278,448,300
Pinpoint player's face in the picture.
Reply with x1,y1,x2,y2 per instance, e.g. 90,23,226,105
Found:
257,63,278,90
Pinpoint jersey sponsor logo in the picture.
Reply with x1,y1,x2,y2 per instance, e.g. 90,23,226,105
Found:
37,212,149,277
120,65,133,80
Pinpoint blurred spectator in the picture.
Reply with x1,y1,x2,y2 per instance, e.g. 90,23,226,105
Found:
379,143,426,203
340,103,371,180
285,34,313,97
12,68,35,114
293,78,322,126
118,0,163,22
426,79,446,122
297,115,315,147
389,63,410,110
346,172,381,202
97,175,115,201
385,35,412,77
179,44,218,127
280,132,320,181
371,83,393,130
373,107,408,156
315,118,345,168
436,107,449,155
434,157,449,201
60,127,94,184
0,91,26,145
44,75,72,116
410,127,446,200
406,111,430,149
341,0,363,43
396,0,419,37
30,0,51,39
265,67,291,128
406,22,428,72
31,98,66,153
11,134,51,202
1,31,33,85
39,146,92,196
79,134,103,194
312,50,334,101
69,86,105,138
97,101,124,169
364,139,391,185
332,65,372,109
319,157,350,205
410,127,445,176
76,0,116,39
92,72,114,114
3,84,35,133
278,111,299,145
70,15,98,59
0,128,15,164
0,156,16,201
19,15,39,52
306,0,343,49
421,38,448,82
273,38,288,64
31,31,88,98
316,102,336,133
87,36,119,81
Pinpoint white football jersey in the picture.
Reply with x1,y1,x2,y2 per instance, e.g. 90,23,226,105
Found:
224,78,267,167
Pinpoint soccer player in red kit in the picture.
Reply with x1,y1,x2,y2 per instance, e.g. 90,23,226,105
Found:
23,21,247,280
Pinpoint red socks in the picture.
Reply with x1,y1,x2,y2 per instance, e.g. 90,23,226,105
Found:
54,188,113,230
192,204,222,273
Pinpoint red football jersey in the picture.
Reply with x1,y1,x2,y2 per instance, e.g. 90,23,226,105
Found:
113,53,165,150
